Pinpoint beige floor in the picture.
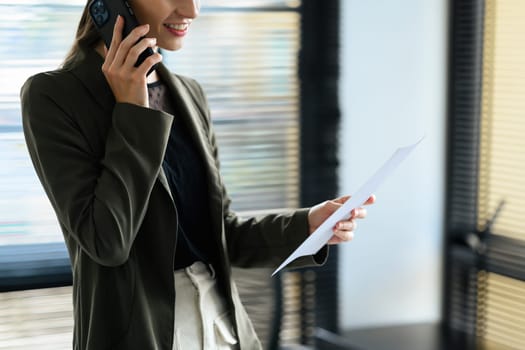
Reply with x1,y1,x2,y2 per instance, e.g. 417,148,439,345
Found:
0,268,302,350
0,287,73,350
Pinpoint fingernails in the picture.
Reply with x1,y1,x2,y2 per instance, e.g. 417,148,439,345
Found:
334,222,348,231
135,24,149,35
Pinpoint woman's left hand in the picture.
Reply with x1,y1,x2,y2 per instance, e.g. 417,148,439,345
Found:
307,195,376,244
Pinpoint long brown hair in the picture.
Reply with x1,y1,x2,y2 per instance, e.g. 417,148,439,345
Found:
62,2,101,70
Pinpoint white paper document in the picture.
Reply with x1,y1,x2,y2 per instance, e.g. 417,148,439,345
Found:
272,137,424,276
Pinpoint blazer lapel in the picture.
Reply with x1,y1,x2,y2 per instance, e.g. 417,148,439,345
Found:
72,50,175,201
72,51,212,174
157,64,225,237
157,167,173,201
72,52,219,213
157,64,218,183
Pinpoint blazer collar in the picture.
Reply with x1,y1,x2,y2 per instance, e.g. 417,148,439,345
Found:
156,62,223,211
71,49,208,156
156,63,216,171
70,49,217,194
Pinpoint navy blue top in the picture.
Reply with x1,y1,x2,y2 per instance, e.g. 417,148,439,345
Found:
148,81,213,269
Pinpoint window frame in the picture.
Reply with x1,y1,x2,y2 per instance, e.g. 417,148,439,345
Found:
298,0,341,341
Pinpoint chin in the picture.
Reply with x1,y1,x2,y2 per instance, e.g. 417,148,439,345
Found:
159,40,184,52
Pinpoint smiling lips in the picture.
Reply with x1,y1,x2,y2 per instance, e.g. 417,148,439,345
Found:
163,23,189,36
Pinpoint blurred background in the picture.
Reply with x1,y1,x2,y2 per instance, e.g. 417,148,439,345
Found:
0,0,524,349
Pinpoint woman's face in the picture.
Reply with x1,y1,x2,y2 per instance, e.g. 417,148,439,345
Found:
131,0,200,51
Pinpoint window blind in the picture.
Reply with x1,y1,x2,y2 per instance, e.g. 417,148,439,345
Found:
165,8,301,212
477,272,525,348
478,0,525,241
475,0,525,347
445,0,525,349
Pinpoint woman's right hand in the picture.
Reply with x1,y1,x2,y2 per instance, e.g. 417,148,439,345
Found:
101,15,162,108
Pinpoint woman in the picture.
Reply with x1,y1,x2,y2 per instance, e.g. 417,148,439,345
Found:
20,0,375,349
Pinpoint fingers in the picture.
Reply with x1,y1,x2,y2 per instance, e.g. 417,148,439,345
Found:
113,24,151,69
328,235,349,245
123,37,156,68
107,15,123,57
336,220,357,232
333,194,375,219
101,18,161,106
351,207,367,219
329,200,370,244
330,220,357,244
333,194,376,206
314,194,376,245
123,37,159,70
135,51,163,76
333,195,350,204
364,194,376,205
104,16,155,72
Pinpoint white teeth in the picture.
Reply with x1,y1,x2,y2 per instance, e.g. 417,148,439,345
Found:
164,23,188,30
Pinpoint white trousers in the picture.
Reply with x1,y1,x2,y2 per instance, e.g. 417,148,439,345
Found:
173,262,239,350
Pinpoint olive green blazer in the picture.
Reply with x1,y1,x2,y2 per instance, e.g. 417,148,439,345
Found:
20,49,327,350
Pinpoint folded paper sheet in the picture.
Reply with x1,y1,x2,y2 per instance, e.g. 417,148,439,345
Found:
272,137,424,276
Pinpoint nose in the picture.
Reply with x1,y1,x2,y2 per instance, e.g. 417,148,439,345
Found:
177,0,200,19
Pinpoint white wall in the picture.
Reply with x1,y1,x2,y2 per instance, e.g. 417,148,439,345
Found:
338,0,448,329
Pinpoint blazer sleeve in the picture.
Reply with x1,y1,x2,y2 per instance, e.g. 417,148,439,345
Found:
191,80,328,269
20,73,173,267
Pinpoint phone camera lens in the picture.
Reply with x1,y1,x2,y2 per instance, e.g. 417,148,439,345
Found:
90,0,109,26
93,1,102,12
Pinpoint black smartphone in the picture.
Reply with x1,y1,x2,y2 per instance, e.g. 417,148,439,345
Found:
88,0,157,75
